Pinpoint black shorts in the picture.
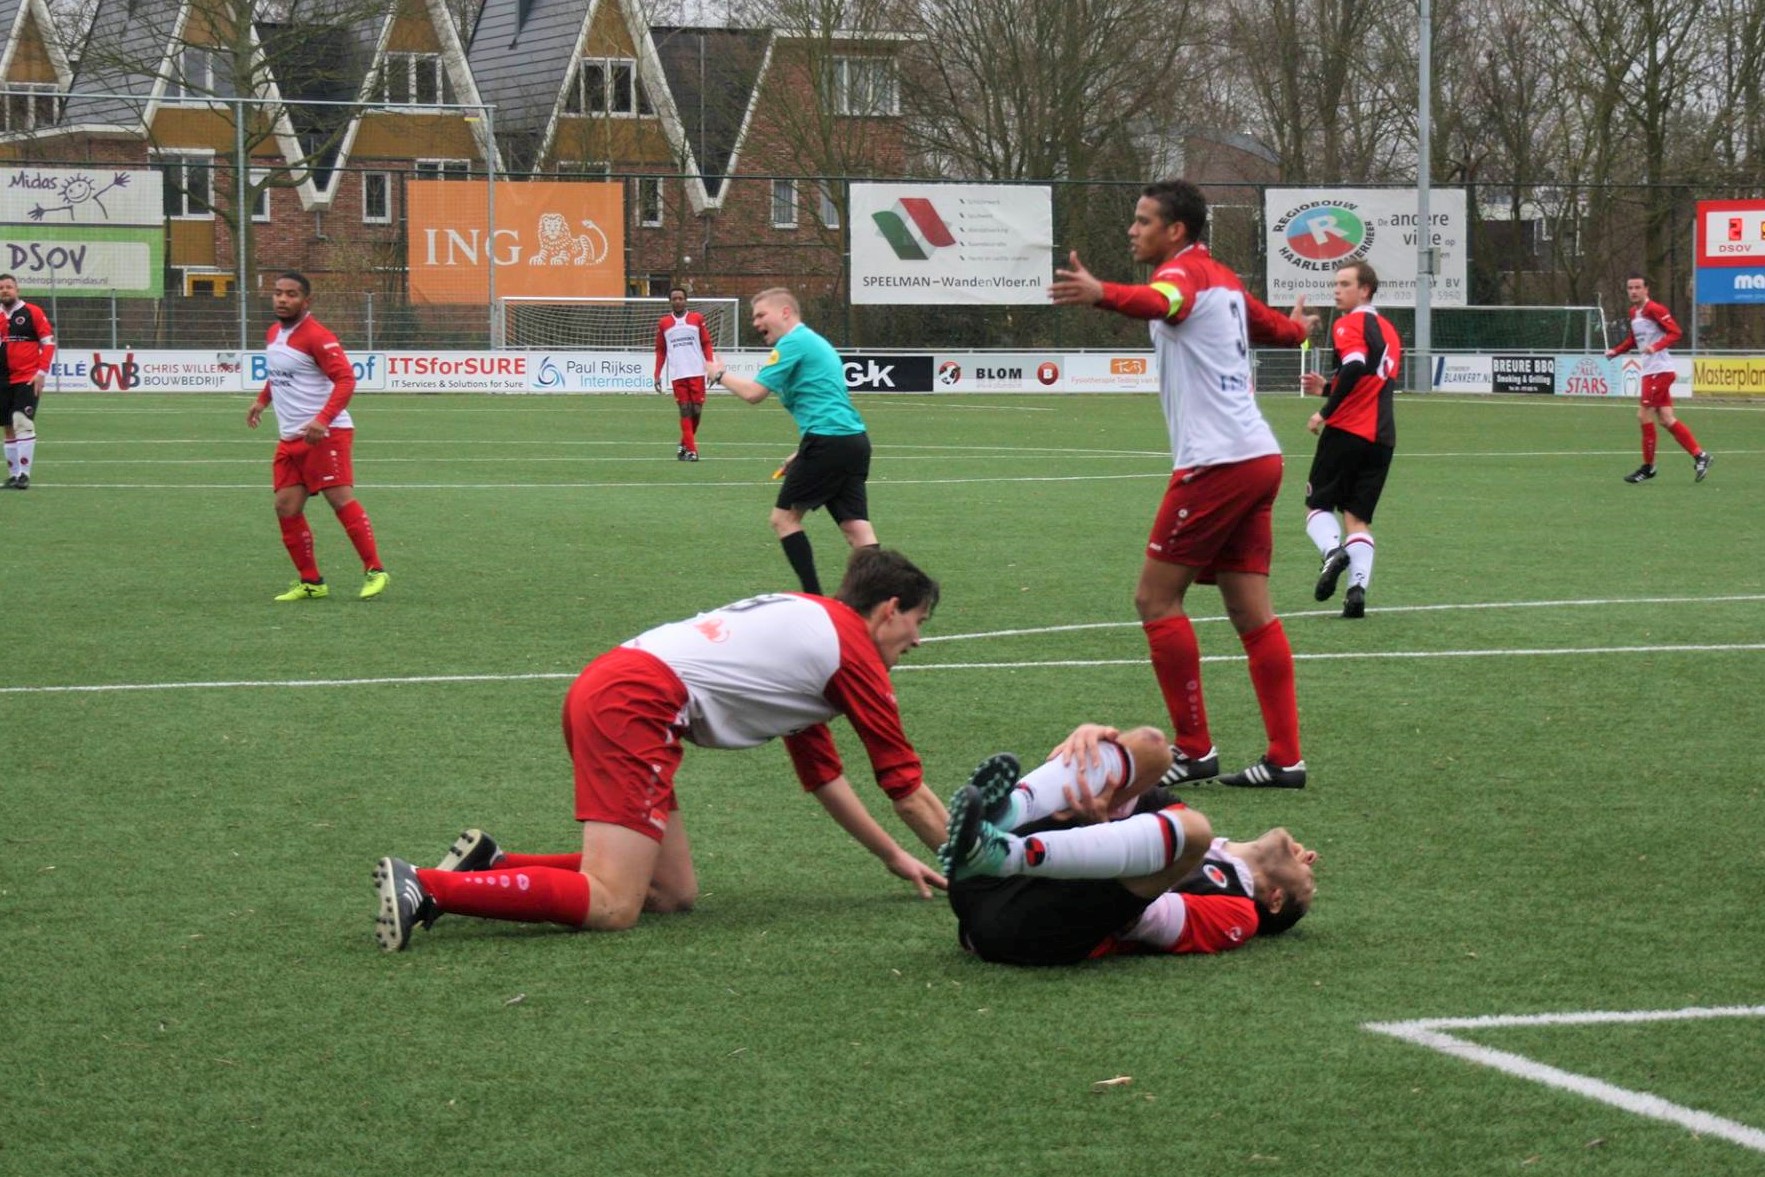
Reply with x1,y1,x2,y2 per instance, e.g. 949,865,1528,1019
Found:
2,381,38,423
948,875,1154,966
776,431,871,523
1304,427,1393,523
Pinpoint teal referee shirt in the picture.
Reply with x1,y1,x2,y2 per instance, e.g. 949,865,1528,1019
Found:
754,323,866,437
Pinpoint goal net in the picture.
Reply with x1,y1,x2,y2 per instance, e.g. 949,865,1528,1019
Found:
499,297,741,351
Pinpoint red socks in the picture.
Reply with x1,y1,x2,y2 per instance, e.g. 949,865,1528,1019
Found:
1666,420,1700,456
417,866,590,927
333,499,383,572
1143,615,1213,759
1241,618,1302,766
499,852,583,870
278,514,320,581
1641,422,1657,464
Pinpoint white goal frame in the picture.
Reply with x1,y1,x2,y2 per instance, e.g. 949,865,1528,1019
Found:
497,296,741,352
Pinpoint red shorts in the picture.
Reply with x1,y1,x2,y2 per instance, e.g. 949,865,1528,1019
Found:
272,428,355,493
1640,372,1675,408
562,646,689,842
1146,453,1283,582
672,376,707,405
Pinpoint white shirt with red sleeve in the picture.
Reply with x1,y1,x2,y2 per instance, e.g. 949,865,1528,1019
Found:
621,593,923,799
262,315,356,439
1610,300,1682,376
655,312,713,382
1104,243,1303,470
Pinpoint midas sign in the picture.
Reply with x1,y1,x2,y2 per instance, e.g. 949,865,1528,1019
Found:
407,181,624,303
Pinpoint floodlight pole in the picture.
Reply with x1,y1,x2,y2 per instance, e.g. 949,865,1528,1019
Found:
235,96,249,354
1414,0,1433,393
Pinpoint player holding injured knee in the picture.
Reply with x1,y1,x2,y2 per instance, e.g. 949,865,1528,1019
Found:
941,723,1317,966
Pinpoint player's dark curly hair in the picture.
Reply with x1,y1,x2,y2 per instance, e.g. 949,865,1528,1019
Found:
278,271,312,296
1143,179,1208,243
836,548,939,616
1254,896,1309,937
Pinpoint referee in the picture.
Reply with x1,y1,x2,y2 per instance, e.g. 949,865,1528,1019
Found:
710,288,876,595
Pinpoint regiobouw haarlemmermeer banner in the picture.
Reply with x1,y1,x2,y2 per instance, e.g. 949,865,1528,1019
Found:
1,166,165,298
1264,188,1467,308
850,183,1052,305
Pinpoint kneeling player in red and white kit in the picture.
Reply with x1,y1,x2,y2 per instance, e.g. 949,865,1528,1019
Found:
246,272,389,601
942,723,1316,966
1051,178,1318,790
370,547,950,951
654,285,716,460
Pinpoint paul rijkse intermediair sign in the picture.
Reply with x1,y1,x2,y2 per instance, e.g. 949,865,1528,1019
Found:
1,167,166,298
851,183,1052,305
1265,188,1467,308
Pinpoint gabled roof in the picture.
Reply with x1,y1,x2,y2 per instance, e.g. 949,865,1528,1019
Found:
0,0,75,89
467,0,583,138
61,0,186,129
650,25,767,199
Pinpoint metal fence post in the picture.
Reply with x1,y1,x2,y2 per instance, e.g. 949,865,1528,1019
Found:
366,292,375,350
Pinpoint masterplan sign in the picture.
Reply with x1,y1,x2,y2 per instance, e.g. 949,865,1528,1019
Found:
1265,188,1468,308
1,167,165,298
851,183,1052,305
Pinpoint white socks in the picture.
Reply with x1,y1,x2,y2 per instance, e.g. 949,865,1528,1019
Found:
1345,532,1375,590
1305,509,1341,557
999,741,1129,830
1003,807,1186,879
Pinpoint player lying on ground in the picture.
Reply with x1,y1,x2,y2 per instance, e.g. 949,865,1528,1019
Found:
370,547,948,951
940,723,1316,966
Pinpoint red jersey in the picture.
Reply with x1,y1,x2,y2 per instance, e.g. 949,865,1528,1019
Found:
1609,300,1681,376
621,592,922,799
1,298,56,384
655,312,714,382
1320,305,1400,446
255,315,356,440
1099,243,1307,469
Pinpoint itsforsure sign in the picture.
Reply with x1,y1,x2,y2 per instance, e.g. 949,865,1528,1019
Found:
1265,188,1467,308
852,183,1051,305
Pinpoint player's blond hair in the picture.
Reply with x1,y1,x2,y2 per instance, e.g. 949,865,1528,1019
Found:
752,287,799,315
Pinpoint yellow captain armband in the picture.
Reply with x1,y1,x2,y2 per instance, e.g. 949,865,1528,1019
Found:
1150,281,1184,318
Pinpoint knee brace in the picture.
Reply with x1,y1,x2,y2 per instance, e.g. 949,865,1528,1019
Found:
11,411,34,439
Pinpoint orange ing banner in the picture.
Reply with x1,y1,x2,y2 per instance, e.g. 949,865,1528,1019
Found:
1692,357,1765,397
406,180,625,303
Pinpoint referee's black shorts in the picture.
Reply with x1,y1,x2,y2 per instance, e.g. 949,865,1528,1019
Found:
1304,427,1394,524
949,874,1153,966
775,430,871,523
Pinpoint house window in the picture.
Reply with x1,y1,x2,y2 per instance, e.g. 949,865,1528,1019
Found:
414,158,471,180
637,177,663,226
250,169,272,221
818,183,840,229
155,152,214,218
0,84,58,131
168,46,216,98
563,57,653,117
771,179,797,229
380,53,451,106
362,172,392,223
555,160,611,175
828,57,897,116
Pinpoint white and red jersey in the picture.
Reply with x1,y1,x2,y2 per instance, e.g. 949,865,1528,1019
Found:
259,315,356,439
1610,300,1681,376
1101,243,1307,470
1,298,56,384
1117,837,1261,955
655,312,714,382
622,592,922,798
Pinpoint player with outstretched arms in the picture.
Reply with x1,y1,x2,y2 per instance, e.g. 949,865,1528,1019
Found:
1606,273,1711,483
0,273,55,490
939,724,1317,966
654,285,717,461
1050,178,1318,790
369,547,950,951
246,271,390,601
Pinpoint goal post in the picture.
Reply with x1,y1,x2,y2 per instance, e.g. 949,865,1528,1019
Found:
498,296,741,352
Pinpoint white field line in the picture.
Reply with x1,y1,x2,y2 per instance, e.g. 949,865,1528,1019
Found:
0,592,1757,695
1364,1006,1765,1154
37,474,1170,491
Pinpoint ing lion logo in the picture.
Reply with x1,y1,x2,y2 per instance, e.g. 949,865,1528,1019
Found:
529,212,609,266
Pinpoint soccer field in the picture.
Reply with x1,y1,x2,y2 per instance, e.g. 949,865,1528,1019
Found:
6,390,1764,1176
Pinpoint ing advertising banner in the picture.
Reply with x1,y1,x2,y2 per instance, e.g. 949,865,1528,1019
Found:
1264,188,1467,308
406,181,624,304
851,183,1052,306
1,167,165,298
